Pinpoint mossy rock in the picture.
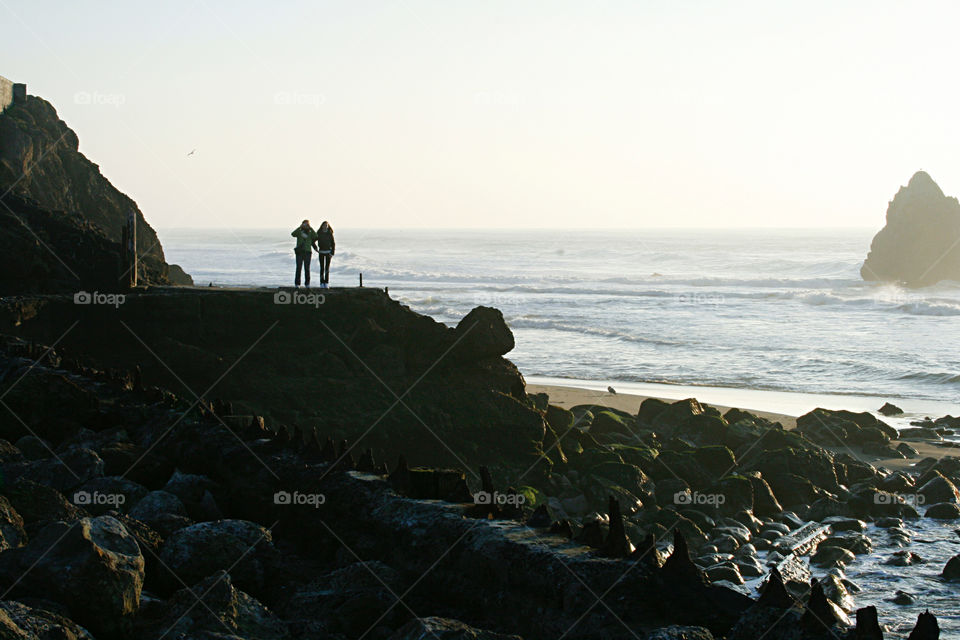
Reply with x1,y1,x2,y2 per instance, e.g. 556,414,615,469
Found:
517,485,545,508
637,397,671,425
570,405,597,426
587,476,644,514
590,410,634,437
608,444,658,469
589,461,648,491
567,448,624,471
717,474,753,513
529,392,549,412
692,445,737,479
545,404,574,433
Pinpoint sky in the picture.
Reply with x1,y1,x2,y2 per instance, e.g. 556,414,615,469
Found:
3,0,960,229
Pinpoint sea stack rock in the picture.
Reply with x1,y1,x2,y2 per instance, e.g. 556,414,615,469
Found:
861,171,960,286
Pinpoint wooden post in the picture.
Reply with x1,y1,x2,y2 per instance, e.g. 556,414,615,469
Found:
359,273,363,288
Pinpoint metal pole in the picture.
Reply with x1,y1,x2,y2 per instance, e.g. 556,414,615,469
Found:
127,210,137,288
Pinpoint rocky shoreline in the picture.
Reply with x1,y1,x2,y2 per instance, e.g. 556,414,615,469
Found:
0,289,956,638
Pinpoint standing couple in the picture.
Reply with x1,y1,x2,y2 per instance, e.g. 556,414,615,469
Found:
292,220,335,288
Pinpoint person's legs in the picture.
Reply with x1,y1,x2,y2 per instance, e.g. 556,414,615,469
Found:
303,253,311,287
295,251,304,286
322,254,332,284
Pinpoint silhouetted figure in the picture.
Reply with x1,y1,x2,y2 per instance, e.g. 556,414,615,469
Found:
315,220,335,288
291,220,316,287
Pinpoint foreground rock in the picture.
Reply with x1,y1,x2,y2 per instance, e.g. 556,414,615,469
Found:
861,170,960,286
0,515,144,638
389,617,523,640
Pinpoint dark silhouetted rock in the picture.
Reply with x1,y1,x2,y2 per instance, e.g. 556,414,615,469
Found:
389,616,522,640
854,605,883,639
453,306,515,361
862,171,960,286
879,402,904,416
0,92,188,293
907,610,940,640
925,502,960,519
941,554,960,581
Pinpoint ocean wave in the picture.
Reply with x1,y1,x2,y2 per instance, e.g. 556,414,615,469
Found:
506,316,684,347
897,301,960,316
897,371,960,385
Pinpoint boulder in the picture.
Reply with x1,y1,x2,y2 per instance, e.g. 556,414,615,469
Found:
72,476,148,516
158,519,277,597
389,617,522,640
128,490,192,536
645,626,715,640
9,446,104,493
886,550,925,566
280,561,407,637
452,306,515,360
2,479,87,533
0,600,95,639
916,471,960,504
941,554,960,581
879,402,904,416
0,496,26,550
862,171,960,286
134,570,289,640
0,515,144,638
925,502,960,519
811,545,855,568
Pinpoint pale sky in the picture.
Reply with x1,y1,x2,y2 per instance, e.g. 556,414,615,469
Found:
3,0,960,229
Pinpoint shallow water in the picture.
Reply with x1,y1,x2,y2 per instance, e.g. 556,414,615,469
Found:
820,520,960,637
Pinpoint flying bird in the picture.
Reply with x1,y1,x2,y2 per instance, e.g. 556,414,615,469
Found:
187,149,196,157
607,386,617,395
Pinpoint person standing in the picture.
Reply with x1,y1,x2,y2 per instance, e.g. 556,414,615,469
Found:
315,221,335,288
291,220,316,287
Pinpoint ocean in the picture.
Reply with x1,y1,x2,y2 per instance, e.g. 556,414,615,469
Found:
160,228,960,415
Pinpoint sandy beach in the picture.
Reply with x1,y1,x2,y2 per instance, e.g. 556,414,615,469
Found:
528,382,957,472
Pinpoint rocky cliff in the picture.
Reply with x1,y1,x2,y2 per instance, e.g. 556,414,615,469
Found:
0,92,191,293
861,171,960,286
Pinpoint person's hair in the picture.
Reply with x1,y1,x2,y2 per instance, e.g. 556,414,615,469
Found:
320,221,332,232
302,219,310,225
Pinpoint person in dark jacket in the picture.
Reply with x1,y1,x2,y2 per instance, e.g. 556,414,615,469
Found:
291,220,316,287
315,221,335,288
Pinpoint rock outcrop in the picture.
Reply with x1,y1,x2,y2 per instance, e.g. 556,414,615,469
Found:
0,90,191,293
861,171,960,286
